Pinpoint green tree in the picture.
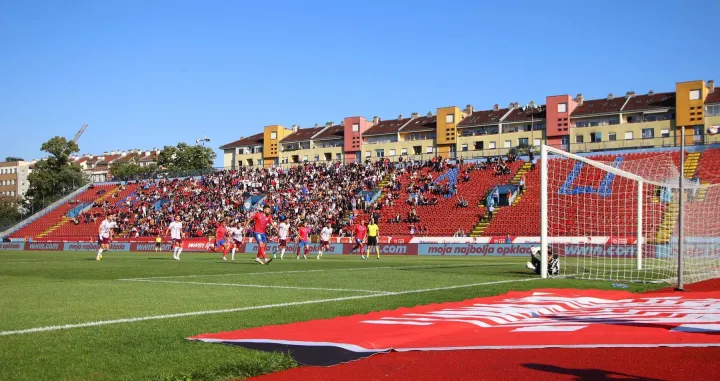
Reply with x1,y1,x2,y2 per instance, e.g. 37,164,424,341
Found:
5,156,24,162
110,162,158,181
0,196,22,221
26,137,87,209
157,142,216,171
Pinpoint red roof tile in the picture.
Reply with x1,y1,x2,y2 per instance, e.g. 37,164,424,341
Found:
458,108,510,127
621,92,675,112
572,96,627,116
502,106,546,123
401,116,437,132
313,125,345,141
706,89,720,104
219,133,265,149
364,117,412,136
281,127,325,143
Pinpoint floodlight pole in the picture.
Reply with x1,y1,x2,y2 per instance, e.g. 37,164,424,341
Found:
677,126,685,290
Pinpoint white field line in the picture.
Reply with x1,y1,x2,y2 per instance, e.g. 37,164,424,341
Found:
118,262,522,281
0,277,539,336
121,279,394,294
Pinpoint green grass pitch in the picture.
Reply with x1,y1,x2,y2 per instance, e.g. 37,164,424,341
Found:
0,250,663,381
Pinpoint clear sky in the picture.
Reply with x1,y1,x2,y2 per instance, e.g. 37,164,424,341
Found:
1,0,718,167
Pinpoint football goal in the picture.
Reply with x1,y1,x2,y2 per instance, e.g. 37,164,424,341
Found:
540,145,720,284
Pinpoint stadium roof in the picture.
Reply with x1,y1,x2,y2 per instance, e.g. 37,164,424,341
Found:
503,106,547,123
401,115,437,132
621,92,676,112
313,125,345,141
458,107,510,127
219,133,264,150
363,117,412,136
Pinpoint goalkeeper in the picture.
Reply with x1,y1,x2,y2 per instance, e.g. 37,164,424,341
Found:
526,247,560,276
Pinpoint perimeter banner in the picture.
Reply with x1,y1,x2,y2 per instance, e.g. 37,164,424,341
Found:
64,242,130,252
188,288,720,366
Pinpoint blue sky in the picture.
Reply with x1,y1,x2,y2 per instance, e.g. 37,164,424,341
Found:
1,0,718,167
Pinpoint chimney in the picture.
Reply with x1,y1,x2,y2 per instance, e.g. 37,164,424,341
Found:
398,114,403,120
576,93,584,106
314,123,319,128
709,80,715,93
626,91,636,97
608,93,614,100
464,104,474,115
411,112,419,118
291,124,298,132
426,111,433,117
492,104,499,112
648,90,655,96
326,121,334,127
121,151,127,156
145,151,150,157
373,116,380,124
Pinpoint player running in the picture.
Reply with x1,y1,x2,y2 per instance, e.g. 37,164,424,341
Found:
213,218,231,261
352,220,367,259
276,216,290,260
318,222,333,259
229,221,245,261
165,215,184,260
96,214,117,261
366,219,380,259
296,221,310,260
246,205,274,265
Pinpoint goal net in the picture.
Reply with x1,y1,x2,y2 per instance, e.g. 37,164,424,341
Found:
540,145,720,284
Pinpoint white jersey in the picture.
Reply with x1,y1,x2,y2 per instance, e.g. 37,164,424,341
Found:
168,221,183,240
320,227,332,242
99,220,117,238
230,227,244,242
278,222,290,240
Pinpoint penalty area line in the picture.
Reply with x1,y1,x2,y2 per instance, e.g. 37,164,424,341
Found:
0,277,539,337
120,278,393,294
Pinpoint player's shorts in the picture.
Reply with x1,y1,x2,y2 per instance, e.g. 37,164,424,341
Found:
254,233,267,244
321,240,329,247
368,236,378,246
172,238,183,246
98,237,110,245
355,237,363,245
216,238,227,247
278,239,287,248
155,242,161,247
233,239,242,246
298,240,309,249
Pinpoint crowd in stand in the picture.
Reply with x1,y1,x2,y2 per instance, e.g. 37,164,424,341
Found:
69,152,524,239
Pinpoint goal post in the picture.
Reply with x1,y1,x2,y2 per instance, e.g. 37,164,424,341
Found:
540,145,720,284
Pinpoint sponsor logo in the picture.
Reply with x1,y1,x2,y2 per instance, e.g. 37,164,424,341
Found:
419,244,532,256
132,243,173,252
25,242,61,251
377,244,408,255
559,245,638,258
189,289,720,366
65,242,130,252
0,242,24,250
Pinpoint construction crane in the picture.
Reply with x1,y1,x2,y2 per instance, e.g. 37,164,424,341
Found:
72,124,88,143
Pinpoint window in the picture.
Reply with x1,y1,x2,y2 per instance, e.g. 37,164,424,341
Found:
689,89,701,101
401,148,408,155
518,138,529,146
694,126,703,143
557,103,568,113
706,105,720,116
336,153,342,160
642,128,654,139
461,144,468,152
389,149,396,156
661,129,670,138
590,132,602,143
352,123,359,132
625,131,634,140
533,138,542,146
302,155,308,162
426,146,433,154
376,149,384,157
314,154,319,161
575,135,584,143
413,146,421,155
270,132,277,140
445,114,454,124
365,151,371,158
609,133,617,141
488,141,496,149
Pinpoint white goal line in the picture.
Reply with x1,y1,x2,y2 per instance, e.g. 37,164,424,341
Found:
0,277,540,337
118,262,522,281
121,279,394,294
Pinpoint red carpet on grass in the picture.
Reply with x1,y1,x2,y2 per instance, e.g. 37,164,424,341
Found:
235,279,720,380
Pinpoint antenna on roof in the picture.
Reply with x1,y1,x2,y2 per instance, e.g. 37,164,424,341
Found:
195,136,211,146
